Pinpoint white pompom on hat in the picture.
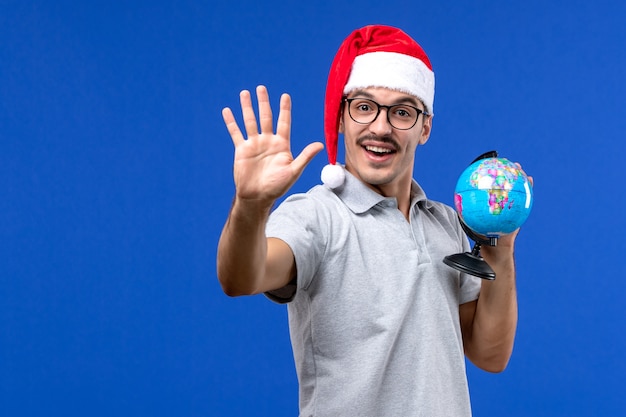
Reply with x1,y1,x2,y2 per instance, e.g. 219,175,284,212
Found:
322,25,435,188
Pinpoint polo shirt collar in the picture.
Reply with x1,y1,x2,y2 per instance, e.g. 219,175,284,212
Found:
331,169,431,214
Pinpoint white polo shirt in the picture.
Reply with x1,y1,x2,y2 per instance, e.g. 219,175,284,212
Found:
266,170,481,417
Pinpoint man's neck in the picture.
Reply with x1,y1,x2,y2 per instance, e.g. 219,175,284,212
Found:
366,177,413,220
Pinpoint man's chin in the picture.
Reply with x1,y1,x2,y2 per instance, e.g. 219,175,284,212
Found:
355,170,395,187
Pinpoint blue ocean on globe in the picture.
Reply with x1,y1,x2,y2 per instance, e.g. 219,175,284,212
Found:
454,157,533,237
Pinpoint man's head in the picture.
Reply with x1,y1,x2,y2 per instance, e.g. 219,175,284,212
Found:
321,25,435,188
339,87,431,195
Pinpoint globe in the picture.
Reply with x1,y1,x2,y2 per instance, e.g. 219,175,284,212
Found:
453,157,533,238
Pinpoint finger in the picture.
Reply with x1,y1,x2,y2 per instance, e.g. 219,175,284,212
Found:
276,93,292,140
239,89,259,138
256,85,274,135
514,162,533,186
222,107,245,146
291,142,325,175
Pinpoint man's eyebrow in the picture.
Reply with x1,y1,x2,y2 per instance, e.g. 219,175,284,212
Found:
349,89,422,108
349,89,375,99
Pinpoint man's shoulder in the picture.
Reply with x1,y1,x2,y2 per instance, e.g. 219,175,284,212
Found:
279,184,340,208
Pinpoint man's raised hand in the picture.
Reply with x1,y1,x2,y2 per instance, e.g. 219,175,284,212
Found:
222,85,324,204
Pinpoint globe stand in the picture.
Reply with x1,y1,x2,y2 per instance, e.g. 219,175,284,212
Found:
443,220,497,280
443,150,499,280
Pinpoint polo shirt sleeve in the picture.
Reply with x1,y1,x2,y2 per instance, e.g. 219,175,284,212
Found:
264,192,328,303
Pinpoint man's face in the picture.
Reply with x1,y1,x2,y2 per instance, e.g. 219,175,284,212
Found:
340,87,432,195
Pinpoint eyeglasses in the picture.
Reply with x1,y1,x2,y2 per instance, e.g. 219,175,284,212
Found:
344,97,428,130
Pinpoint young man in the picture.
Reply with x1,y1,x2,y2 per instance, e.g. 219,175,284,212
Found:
218,25,526,416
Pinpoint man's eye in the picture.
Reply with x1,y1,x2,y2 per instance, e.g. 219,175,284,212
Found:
393,107,413,118
357,104,372,112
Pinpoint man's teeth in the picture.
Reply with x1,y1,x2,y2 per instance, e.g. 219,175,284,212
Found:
365,145,392,154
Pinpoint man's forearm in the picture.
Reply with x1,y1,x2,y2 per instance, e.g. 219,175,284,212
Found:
216,197,273,296
467,245,518,372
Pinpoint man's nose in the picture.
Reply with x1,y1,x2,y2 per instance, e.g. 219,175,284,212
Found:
368,108,393,135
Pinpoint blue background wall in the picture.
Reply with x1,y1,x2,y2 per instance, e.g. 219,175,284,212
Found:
2,1,625,415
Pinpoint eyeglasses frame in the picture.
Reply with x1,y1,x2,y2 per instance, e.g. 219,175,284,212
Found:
343,97,429,130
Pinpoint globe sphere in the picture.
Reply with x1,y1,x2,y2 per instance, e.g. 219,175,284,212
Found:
454,157,533,238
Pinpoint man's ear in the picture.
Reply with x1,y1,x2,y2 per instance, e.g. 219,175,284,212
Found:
338,114,344,134
419,114,433,145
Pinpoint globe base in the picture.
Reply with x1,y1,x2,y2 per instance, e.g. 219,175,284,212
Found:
443,247,496,280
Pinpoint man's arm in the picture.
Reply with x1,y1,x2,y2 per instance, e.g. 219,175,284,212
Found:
460,168,532,372
459,237,518,373
217,198,296,296
216,85,323,296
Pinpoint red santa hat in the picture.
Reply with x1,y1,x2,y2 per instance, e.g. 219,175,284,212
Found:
321,25,435,188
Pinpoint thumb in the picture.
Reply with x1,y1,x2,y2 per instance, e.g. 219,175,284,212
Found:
291,141,325,175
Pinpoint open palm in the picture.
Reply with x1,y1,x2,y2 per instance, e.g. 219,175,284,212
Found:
222,85,324,202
